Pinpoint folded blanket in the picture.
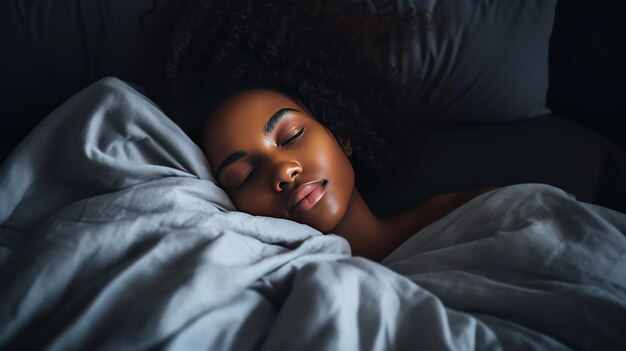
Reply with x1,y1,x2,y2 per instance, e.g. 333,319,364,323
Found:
1,78,624,350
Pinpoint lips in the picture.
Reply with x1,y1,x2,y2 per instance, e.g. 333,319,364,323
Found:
288,180,327,213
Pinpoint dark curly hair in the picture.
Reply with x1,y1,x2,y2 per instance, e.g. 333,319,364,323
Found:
140,0,429,172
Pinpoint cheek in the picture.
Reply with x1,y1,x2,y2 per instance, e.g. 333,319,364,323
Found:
320,137,354,193
230,190,285,218
311,137,355,231
329,156,355,214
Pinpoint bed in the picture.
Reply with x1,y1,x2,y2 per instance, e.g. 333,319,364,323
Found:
1,1,625,350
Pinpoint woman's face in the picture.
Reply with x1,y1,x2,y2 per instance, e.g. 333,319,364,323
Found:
202,89,355,233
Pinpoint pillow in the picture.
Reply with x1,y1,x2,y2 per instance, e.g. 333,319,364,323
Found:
0,0,557,163
0,0,154,161
371,0,557,122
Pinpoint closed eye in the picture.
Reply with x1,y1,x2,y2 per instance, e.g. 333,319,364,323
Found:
280,127,305,147
235,169,256,190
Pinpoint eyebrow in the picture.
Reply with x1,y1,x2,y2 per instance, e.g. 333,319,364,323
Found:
264,107,300,135
215,150,247,179
215,107,301,179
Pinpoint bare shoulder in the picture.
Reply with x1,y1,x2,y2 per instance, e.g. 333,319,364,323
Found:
406,186,499,233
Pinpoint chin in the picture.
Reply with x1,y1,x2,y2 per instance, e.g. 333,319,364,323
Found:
296,211,339,234
312,198,350,234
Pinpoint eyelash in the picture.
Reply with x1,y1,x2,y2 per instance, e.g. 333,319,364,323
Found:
235,127,305,190
235,169,256,190
279,127,305,147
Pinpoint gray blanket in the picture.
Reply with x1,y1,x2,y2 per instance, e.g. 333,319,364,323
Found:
1,78,625,350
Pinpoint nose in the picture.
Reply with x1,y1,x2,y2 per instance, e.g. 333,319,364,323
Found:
273,160,302,192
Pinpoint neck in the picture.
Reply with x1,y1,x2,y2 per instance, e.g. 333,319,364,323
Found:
332,188,469,261
331,189,411,261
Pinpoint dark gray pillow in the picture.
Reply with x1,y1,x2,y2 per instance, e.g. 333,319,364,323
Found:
375,0,557,122
0,0,153,161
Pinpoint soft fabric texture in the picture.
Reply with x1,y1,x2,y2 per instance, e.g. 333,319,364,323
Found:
1,78,625,350
375,0,556,122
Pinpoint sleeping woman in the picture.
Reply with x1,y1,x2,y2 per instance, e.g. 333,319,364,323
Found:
201,88,495,260
143,0,495,260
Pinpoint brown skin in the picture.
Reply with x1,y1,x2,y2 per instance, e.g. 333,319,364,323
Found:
203,89,495,261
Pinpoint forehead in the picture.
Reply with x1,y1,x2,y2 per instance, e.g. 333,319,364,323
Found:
209,89,303,127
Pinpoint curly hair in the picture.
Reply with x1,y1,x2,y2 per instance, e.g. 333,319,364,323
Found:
140,0,428,172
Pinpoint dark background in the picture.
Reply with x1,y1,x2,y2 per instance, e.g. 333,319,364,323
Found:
546,0,625,149
0,0,624,163
0,0,624,217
